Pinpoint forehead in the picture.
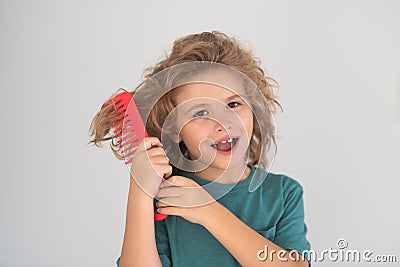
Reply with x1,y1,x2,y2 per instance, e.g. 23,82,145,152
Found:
175,69,246,104
175,83,238,104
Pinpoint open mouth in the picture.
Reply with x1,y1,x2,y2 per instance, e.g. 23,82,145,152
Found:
211,137,239,153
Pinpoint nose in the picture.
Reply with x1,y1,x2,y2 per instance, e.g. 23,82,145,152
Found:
215,123,232,132
211,102,236,133
213,115,233,133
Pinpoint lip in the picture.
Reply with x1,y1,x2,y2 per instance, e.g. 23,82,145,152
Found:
211,136,240,155
213,135,239,144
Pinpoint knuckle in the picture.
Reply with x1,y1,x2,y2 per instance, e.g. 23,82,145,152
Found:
156,147,166,153
150,137,161,144
142,137,160,147
152,147,161,154
142,137,151,144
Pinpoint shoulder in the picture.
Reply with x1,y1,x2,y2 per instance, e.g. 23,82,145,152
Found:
253,167,304,198
271,172,303,191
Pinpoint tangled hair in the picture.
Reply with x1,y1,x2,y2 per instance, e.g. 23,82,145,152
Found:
89,31,282,172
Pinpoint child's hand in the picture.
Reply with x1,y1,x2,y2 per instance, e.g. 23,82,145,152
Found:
129,137,172,197
155,176,217,225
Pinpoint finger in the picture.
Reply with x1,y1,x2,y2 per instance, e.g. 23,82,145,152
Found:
157,186,182,198
148,155,169,165
146,148,168,165
159,178,177,188
156,206,182,217
156,198,177,208
142,137,163,151
153,164,173,178
156,199,176,208
147,147,168,158
161,176,197,188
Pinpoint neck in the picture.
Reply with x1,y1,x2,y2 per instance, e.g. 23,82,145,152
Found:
190,162,251,184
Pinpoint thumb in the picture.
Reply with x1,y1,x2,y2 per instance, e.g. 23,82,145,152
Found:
161,176,198,188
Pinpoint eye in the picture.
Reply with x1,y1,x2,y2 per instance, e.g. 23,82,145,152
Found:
193,110,209,118
227,102,241,109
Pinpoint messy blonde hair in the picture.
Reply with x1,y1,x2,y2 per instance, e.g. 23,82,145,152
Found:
89,31,282,171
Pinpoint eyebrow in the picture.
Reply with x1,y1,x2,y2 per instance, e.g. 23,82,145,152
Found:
225,94,240,101
188,103,207,110
180,94,241,114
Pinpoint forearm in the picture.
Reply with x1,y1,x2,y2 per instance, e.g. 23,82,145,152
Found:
202,203,308,267
119,178,162,267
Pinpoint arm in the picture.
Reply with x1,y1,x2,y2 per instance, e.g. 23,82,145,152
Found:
156,176,309,267
119,137,171,267
202,202,308,267
119,178,162,267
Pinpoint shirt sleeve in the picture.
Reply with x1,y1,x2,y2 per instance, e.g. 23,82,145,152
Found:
154,218,172,267
274,177,311,262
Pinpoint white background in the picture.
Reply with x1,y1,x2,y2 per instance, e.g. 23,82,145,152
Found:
1,0,399,266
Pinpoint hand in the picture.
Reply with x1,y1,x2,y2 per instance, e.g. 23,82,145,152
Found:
129,137,172,197
155,176,218,225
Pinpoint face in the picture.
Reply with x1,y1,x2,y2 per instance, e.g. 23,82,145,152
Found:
173,75,254,177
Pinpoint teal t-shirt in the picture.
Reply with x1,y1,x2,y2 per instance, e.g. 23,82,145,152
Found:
117,166,311,266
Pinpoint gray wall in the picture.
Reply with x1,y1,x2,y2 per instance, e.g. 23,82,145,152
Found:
1,0,399,266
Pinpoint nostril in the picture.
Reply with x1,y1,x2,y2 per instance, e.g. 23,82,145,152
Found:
217,125,232,131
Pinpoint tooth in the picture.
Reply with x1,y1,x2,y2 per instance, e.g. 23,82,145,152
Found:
218,138,233,144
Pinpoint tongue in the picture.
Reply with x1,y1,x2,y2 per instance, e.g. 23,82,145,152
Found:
215,142,232,151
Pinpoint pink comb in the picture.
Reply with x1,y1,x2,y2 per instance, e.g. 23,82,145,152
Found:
108,91,168,221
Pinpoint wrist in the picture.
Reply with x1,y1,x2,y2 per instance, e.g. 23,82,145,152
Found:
128,177,155,202
201,201,228,229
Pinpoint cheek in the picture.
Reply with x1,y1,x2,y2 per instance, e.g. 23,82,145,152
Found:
239,110,254,135
180,123,205,146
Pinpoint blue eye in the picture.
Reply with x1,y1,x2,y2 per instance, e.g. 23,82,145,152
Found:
194,110,209,118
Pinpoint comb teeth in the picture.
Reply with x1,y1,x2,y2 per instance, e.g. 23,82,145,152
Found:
107,91,148,164
106,91,168,221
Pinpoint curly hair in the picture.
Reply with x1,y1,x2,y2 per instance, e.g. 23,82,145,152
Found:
89,31,282,171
